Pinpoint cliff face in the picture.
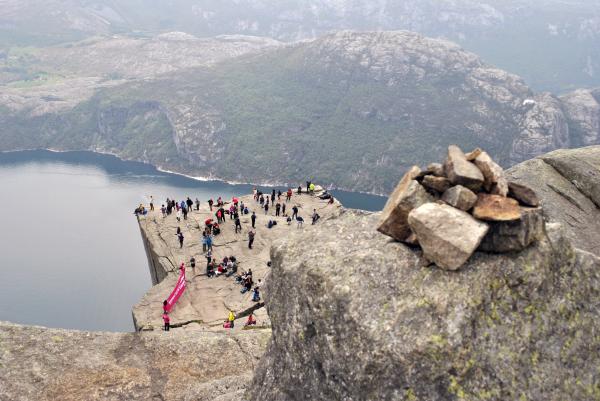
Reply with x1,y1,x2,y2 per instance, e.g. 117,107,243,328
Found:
250,209,600,400
507,145,600,255
0,321,269,401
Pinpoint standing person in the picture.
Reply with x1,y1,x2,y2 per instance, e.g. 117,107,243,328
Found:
235,216,242,233
271,189,276,204
264,203,269,215
186,197,193,211
251,211,257,228
149,196,154,211
190,257,196,272
208,198,214,211
253,187,258,200
195,198,200,211
277,190,282,200
163,312,170,331
306,181,311,192
205,233,213,252
248,230,255,249
177,232,184,248
161,204,166,217
282,203,286,216
312,209,320,225
202,232,207,253
292,206,298,220
228,310,235,329
176,208,182,222
182,206,188,220
275,202,281,217
286,188,292,202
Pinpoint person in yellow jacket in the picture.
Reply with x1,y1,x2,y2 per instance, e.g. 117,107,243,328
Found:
228,310,235,328
309,183,315,195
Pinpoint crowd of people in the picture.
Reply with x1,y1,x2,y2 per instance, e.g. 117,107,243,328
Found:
146,182,336,332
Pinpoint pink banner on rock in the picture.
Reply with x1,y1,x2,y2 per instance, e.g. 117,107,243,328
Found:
165,268,186,312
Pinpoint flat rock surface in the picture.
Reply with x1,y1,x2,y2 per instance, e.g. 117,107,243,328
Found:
0,321,270,401
133,190,342,331
507,145,600,255
472,193,521,221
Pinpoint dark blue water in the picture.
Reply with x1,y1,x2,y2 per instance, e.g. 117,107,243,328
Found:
0,150,386,331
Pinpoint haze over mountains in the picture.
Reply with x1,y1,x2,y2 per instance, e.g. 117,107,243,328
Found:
2,0,600,91
1,1,599,193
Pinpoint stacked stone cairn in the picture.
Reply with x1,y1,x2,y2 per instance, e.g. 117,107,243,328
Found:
378,145,544,270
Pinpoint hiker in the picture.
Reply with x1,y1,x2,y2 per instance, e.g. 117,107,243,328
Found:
204,233,213,251
287,216,292,225
248,230,255,249
309,183,315,194
166,202,172,215
163,300,168,314
163,312,170,331
253,187,258,200
216,209,223,224
275,202,281,216
264,203,269,215
177,232,184,248
297,216,304,228
306,181,311,192
228,310,235,329
328,196,334,205
207,259,216,278
251,211,257,228
190,257,196,271
282,203,286,216
245,313,257,326
292,206,298,220
297,185,302,195
182,206,188,220
150,196,154,211
286,188,292,201
212,222,221,236
208,198,214,211
235,216,242,233
277,190,282,200
259,195,265,207
186,197,193,211
312,209,320,225
271,190,276,204
195,198,200,210
252,286,261,302
176,208,182,222
217,197,223,207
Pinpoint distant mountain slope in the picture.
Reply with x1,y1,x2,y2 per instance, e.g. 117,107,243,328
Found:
1,31,598,194
1,0,600,91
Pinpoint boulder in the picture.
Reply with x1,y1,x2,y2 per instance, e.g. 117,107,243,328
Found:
408,203,489,270
473,193,521,221
426,162,445,177
444,145,484,191
478,206,545,252
474,151,509,196
378,166,434,241
421,175,451,193
508,181,540,207
441,185,478,211
251,211,600,401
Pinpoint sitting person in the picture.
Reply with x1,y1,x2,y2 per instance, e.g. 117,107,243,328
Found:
212,223,221,236
296,216,304,228
287,216,292,225
216,263,226,276
252,287,261,302
319,191,332,200
267,220,274,229
245,313,257,326
312,209,321,225
206,260,216,278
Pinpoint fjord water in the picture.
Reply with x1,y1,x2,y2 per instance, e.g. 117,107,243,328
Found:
0,150,386,331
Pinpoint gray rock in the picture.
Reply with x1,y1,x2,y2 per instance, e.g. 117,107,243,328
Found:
444,145,484,191
508,181,540,207
408,202,489,270
474,151,508,196
378,166,434,241
0,321,269,401
421,175,451,193
250,210,600,401
442,185,478,211
506,145,600,255
426,162,445,177
478,206,545,253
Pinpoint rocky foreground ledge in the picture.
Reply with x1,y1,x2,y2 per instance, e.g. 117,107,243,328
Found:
0,321,269,401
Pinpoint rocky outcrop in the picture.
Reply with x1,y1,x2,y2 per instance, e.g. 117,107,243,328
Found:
0,321,270,401
250,210,600,401
506,145,600,255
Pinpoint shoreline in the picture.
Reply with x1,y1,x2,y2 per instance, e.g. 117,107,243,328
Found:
0,147,389,197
